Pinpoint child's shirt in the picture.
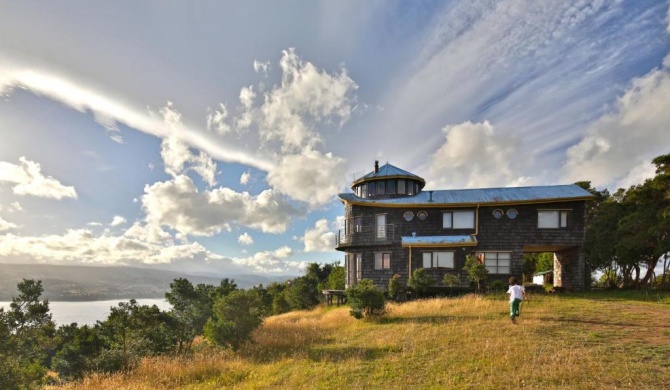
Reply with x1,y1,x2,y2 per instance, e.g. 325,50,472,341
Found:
507,284,525,301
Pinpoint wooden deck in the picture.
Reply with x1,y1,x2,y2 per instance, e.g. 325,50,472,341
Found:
322,289,346,306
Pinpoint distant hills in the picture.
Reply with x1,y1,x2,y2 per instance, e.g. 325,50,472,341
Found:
0,264,292,301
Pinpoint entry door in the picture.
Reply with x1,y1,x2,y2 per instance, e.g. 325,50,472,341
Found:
376,214,386,239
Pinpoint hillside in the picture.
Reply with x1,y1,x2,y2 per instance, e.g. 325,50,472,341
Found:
0,264,289,301
49,291,670,389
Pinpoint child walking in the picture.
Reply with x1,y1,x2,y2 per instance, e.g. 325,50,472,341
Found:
507,277,525,324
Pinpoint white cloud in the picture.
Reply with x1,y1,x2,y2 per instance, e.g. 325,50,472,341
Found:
0,217,18,232
239,48,358,153
240,171,251,185
0,229,218,265
110,215,127,227
266,148,347,207
0,68,274,172
561,56,670,189
123,221,172,244
232,245,306,274
159,103,218,186
206,103,232,135
425,121,525,189
253,60,271,76
10,202,22,212
238,232,254,245
141,175,302,236
0,157,77,199
300,218,337,253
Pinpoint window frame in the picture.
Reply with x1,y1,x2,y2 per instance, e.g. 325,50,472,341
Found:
374,252,391,270
442,210,475,229
538,209,571,229
479,251,511,274
422,251,455,269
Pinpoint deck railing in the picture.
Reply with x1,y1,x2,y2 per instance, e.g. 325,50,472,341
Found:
335,224,395,247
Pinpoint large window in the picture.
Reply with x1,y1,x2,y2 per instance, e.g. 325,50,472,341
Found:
398,180,406,195
443,210,475,229
422,251,454,268
481,252,511,274
346,253,362,286
538,210,571,228
375,252,391,270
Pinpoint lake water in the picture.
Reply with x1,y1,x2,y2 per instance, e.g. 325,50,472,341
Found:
0,299,172,326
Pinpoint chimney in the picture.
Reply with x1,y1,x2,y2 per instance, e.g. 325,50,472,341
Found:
374,160,379,173
428,191,433,202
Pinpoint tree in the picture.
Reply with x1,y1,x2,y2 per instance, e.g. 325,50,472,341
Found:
204,290,265,350
165,278,215,353
284,277,319,310
463,254,488,291
0,279,56,389
326,265,345,290
388,274,407,301
346,279,386,319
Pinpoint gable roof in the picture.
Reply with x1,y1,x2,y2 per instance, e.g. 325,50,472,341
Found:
338,184,594,207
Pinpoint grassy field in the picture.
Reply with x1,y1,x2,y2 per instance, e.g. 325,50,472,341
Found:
49,291,670,389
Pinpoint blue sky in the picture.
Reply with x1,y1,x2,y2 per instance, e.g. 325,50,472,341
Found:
1,1,669,276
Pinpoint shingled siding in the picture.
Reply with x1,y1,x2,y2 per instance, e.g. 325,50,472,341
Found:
340,200,588,290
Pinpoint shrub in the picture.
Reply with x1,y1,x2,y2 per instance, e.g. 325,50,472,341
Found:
442,273,461,287
346,280,386,319
488,280,506,292
204,290,265,350
408,268,435,297
388,274,407,301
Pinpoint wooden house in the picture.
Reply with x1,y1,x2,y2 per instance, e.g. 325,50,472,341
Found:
335,161,593,290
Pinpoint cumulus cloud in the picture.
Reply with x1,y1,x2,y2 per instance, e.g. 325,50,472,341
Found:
240,171,251,185
424,121,525,189
253,60,271,76
141,175,303,236
10,202,22,212
0,217,18,232
266,148,347,207
299,218,337,252
232,246,305,274
561,56,670,189
236,48,358,153
0,157,77,199
110,215,127,227
237,232,254,245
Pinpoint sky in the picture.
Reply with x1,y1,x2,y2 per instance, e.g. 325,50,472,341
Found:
1,1,669,277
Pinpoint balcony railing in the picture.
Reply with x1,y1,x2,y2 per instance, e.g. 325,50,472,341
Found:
335,224,395,248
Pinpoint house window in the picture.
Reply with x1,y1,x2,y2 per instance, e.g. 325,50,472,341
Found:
403,211,414,222
538,210,570,228
481,252,511,274
377,181,386,195
346,253,362,286
375,252,391,270
422,251,454,268
361,183,368,198
398,180,406,195
507,209,518,219
443,210,475,229
347,216,363,235
376,214,387,239
407,181,415,196
387,180,396,194
417,211,428,220
368,181,376,196
492,209,504,219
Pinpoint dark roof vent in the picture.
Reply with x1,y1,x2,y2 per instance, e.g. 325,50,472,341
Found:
428,191,434,202
374,160,379,173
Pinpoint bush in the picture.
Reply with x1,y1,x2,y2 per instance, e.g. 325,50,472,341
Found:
204,290,265,350
346,280,386,319
408,268,435,297
443,273,461,287
463,254,488,291
388,274,407,301
488,280,506,292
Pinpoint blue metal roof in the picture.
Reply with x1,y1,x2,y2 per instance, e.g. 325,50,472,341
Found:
339,184,594,206
401,235,478,247
353,163,425,184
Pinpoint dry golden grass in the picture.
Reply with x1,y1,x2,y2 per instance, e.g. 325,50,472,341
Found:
48,291,670,389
